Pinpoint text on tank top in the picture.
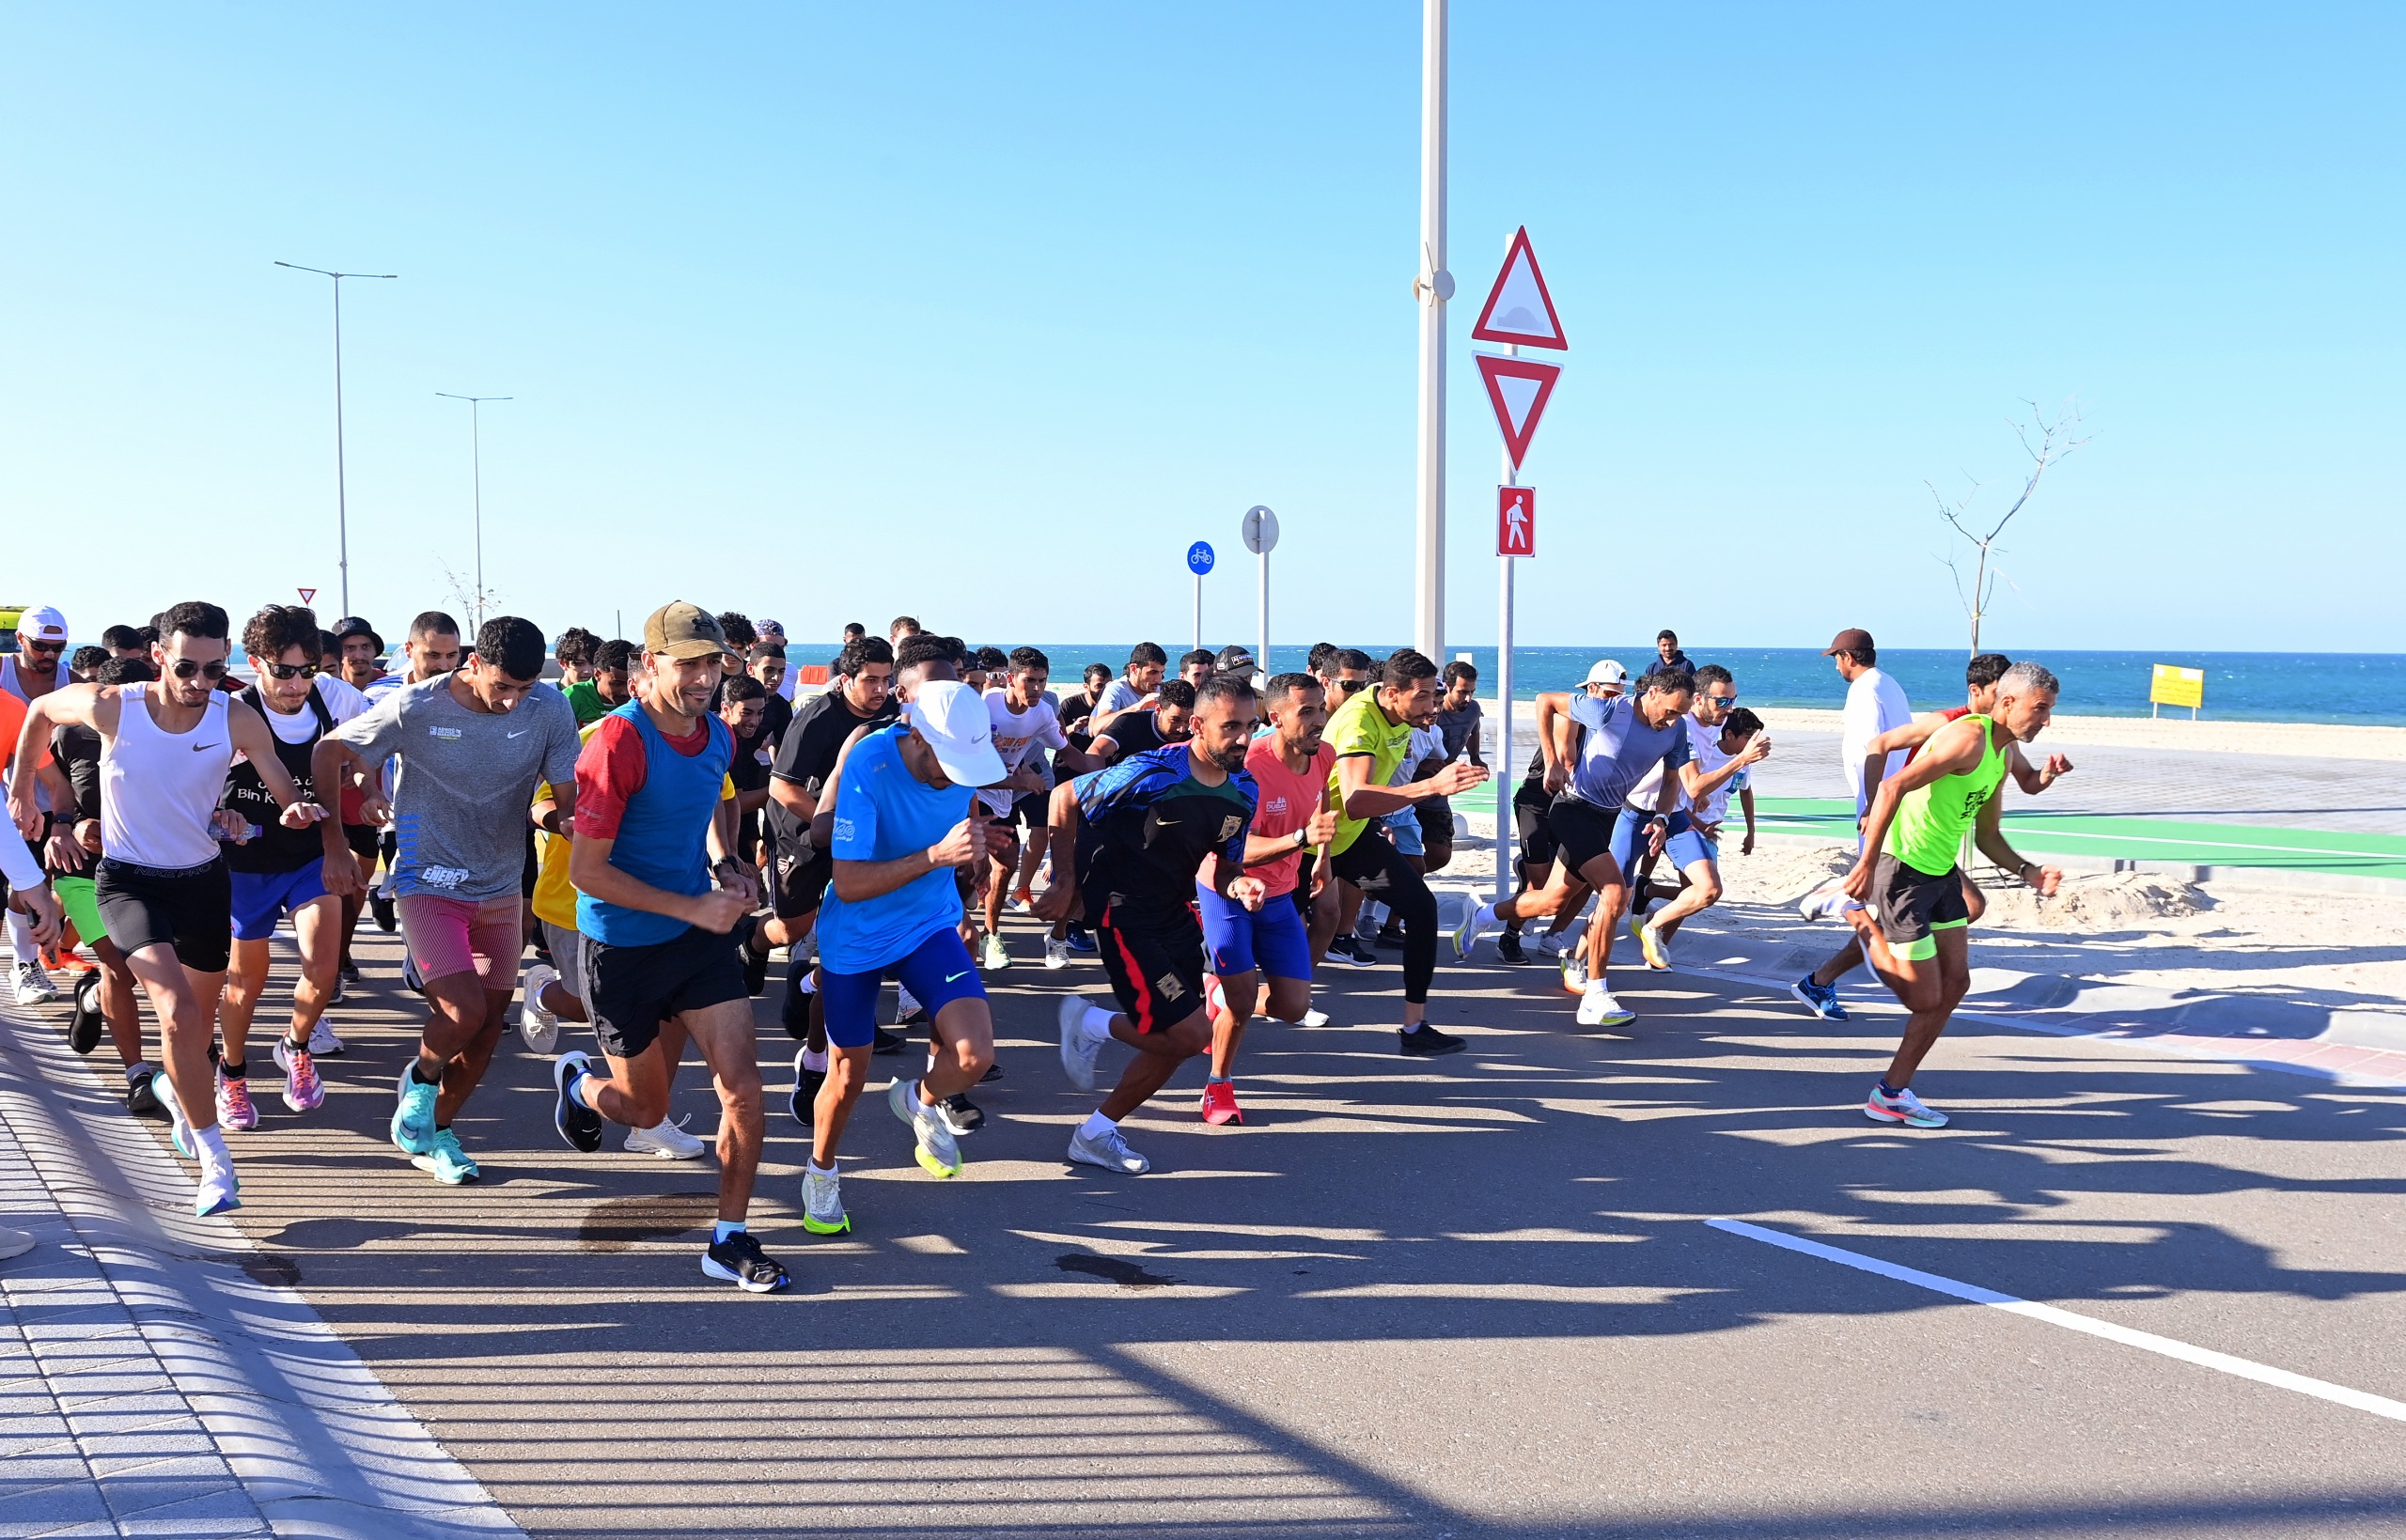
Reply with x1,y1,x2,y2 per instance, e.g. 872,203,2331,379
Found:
221,684,333,873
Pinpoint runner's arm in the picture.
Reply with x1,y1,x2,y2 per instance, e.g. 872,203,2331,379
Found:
1466,718,1484,769
1739,785,1757,855
227,700,326,826
1973,790,2060,894
7,687,96,837
1533,692,1570,771
805,723,874,851
1031,780,1086,921
571,830,749,930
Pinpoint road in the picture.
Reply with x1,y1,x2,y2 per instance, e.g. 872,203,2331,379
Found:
11,916,2404,1538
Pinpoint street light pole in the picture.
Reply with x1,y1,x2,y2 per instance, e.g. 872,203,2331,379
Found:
436,394,512,634
275,263,396,620
1412,0,1452,662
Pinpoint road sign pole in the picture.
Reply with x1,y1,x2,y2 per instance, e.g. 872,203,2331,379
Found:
1494,345,1519,903
1258,549,1269,677
1193,573,1202,653
1414,0,1449,664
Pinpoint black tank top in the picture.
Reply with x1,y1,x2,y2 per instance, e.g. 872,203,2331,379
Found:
221,684,335,874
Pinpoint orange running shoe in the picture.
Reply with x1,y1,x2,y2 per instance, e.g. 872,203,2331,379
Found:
1200,1079,1243,1127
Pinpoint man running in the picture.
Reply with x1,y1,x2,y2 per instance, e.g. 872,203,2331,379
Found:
316,615,581,1187
547,603,789,1291
10,602,327,1216
1495,661,1624,964
1088,679,1195,764
1838,662,2065,1128
562,637,634,727
1041,672,1264,1174
1092,643,1167,722
4,603,71,1003
1619,668,1770,969
973,647,1092,970
795,677,1004,1235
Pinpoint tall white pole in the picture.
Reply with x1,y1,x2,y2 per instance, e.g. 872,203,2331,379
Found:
1258,549,1270,677
1193,574,1202,653
1413,0,1450,662
332,280,351,620
469,399,483,635
1493,340,1518,903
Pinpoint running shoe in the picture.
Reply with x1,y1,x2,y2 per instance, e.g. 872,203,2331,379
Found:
273,1039,324,1113
1559,952,1590,995
125,1069,166,1122
980,1060,1004,1082
701,1230,790,1293
936,1092,984,1135
519,963,563,1054
552,1050,602,1153
155,1072,195,1159
1067,1122,1149,1175
68,971,103,1054
195,1155,240,1218
401,949,427,996
1010,888,1036,913
411,1128,481,1184
740,919,770,998
1798,881,1858,923
1204,972,1224,1017
1634,917,1671,971
789,1049,825,1126
307,1019,345,1057
626,1116,707,1159
978,932,1010,972
1789,975,1850,1022
1200,1080,1243,1126
1495,930,1527,966
328,969,347,1005
781,973,813,1040
370,892,397,932
215,1068,259,1132
1339,937,1379,969
1064,926,1097,955
872,1025,907,1056
11,960,57,1006
1451,903,1492,961
1043,936,1070,970
801,1164,849,1235
1057,996,1103,1092
894,985,924,1025
1865,1085,1948,1128
1575,985,1633,1028
1300,1006,1332,1028
1398,1024,1467,1057
1375,920,1407,951
392,1064,439,1156
889,1078,961,1177
338,958,362,988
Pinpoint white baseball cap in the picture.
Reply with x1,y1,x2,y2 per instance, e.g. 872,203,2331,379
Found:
15,605,68,645
908,678,1007,787
1583,659,1629,689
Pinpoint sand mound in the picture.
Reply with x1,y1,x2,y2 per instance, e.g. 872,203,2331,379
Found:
1992,870,2209,929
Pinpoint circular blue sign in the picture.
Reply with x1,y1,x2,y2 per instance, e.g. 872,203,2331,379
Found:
1186,541,1215,575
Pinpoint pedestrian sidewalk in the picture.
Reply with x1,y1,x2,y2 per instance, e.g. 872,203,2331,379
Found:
0,1000,522,1540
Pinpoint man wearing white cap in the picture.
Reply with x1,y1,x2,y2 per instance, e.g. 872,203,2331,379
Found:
1492,661,1624,964
4,604,70,1003
789,676,1003,1237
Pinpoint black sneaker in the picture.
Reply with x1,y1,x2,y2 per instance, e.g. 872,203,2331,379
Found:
338,958,363,986
872,1025,906,1056
780,972,813,1040
736,915,770,997
1341,937,1379,969
125,1069,166,1121
789,1050,824,1126
1398,1024,1467,1057
369,893,397,932
936,1093,984,1135
701,1230,790,1294
69,972,103,1055
1495,930,1528,965
552,1050,603,1153
979,1061,1004,1083
1375,921,1407,951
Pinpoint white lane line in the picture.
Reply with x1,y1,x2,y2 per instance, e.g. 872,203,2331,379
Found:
1710,1218,2406,1423
1753,815,2396,863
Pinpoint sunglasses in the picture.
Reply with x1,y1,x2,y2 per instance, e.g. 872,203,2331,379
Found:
23,639,65,654
170,660,229,681
1701,692,1738,706
264,661,320,680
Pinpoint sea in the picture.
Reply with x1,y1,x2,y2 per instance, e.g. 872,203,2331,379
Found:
1021,646,2402,726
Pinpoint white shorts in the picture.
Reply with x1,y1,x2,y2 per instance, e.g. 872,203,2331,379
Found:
539,921,586,1000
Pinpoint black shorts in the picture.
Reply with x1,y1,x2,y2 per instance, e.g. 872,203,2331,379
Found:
95,857,231,973
1415,796,1453,845
1512,784,1556,873
343,822,381,863
578,921,751,1060
1872,853,1969,961
1008,790,1048,830
1544,796,1621,879
1094,903,1207,1034
767,845,831,922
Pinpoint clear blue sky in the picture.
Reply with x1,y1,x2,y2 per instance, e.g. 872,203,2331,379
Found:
5,4,2398,655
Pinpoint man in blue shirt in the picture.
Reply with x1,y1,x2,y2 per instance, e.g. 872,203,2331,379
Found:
794,677,1005,1237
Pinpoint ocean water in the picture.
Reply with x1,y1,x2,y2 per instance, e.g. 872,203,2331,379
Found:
1020,646,2402,726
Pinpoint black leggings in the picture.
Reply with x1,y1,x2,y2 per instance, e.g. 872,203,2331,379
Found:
1330,834,1437,1004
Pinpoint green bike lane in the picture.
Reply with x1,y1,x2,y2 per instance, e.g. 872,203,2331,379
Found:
1751,798,2406,883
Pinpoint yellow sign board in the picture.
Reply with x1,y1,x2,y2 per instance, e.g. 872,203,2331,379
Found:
2150,663,2204,715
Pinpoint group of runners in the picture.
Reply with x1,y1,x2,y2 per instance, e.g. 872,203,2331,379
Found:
1,599,2069,1292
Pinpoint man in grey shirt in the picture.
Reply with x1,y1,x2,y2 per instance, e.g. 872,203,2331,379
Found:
1092,642,1168,723
316,615,581,1188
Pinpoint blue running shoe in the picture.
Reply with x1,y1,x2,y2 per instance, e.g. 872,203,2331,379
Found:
553,1050,602,1153
391,1064,439,1156
412,1128,482,1185
1789,974,1849,1022
1063,926,1097,955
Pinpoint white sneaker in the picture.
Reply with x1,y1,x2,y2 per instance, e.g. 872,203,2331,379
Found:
1451,903,1491,961
1865,1084,1949,1128
195,1156,241,1218
895,983,924,1024
1559,951,1590,993
1300,1006,1332,1028
307,1018,345,1056
11,961,58,1006
1043,936,1070,970
1057,996,1103,1092
1067,1122,1150,1174
889,1078,961,1176
801,1162,849,1234
519,963,562,1054
624,1115,707,1159
978,932,1009,972
1799,881,1860,922
1633,915,1672,971
1576,985,1633,1027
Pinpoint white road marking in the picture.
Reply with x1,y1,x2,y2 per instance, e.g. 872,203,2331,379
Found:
1711,1218,2406,1423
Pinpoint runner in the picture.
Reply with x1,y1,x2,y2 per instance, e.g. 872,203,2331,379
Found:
1837,662,2066,1128
1092,643,1167,722
315,614,581,1188
794,677,1005,1235
545,603,789,1290
1088,679,1195,764
553,627,601,692
1495,662,1622,963
1176,648,1216,689
214,605,371,1128
9,601,329,1217
1039,672,1264,1174
1195,672,1337,1125
754,620,799,702
718,673,774,900
1619,669,1770,968
1453,666,1696,1028
1425,659,1484,876
3,604,70,1003
973,647,1094,970
41,658,159,1112
100,625,148,661
562,637,634,727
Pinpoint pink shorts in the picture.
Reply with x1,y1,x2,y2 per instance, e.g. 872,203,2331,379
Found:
397,894,523,991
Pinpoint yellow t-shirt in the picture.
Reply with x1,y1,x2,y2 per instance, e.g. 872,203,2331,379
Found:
1322,690,1414,855
530,718,736,930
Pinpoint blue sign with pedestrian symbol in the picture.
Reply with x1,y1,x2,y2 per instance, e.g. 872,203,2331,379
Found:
1186,541,1215,575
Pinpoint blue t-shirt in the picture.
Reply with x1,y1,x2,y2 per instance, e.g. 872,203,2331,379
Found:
814,725,974,974
1566,692,1691,810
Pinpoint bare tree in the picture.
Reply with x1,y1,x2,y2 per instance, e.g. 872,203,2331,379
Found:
1931,399,2090,653
437,560,500,637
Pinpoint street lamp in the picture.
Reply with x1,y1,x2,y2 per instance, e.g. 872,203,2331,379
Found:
275,262,397,620
434,393,512,634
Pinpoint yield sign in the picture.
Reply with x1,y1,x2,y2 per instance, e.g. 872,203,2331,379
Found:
1476,353,1561,473
298,588,317,604
1471,226,1568,350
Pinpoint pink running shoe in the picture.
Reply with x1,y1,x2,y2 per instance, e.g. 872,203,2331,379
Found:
215,1068,260,1132
273,1040,324,1113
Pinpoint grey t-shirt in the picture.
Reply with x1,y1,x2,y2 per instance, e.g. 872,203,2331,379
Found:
1433,699,1484,765
1566,692,1691,811
330,675,580,901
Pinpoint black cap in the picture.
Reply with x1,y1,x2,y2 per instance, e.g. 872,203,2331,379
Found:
333,616,383,649
1213,645,1258,675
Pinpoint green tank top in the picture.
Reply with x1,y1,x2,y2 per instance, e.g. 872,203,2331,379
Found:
1884,713,2008,876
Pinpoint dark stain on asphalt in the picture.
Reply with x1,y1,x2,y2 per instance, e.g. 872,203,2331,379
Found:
1056,1252,1179,1289
579,1191,720,1252
239,1252,305,1287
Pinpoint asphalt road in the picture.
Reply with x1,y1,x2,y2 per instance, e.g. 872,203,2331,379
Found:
106,920,2406,1538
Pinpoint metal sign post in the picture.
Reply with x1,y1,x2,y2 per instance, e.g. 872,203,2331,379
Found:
1186,541,1215,651
1242,506,1279,675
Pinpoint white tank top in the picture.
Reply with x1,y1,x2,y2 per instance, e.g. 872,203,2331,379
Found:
101,686,236,869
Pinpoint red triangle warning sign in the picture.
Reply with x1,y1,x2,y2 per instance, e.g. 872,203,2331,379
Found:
1471,227,1568,350
1476,353,1561,473
298,588,318,604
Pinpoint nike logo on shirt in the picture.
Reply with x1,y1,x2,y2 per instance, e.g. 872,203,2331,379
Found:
191,742,220,753
943,971,969,983
508,730,529,739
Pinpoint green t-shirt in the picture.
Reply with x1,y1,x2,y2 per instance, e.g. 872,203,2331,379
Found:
563,679,611,727
1885,713,2008,876
1323,691,1414,855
